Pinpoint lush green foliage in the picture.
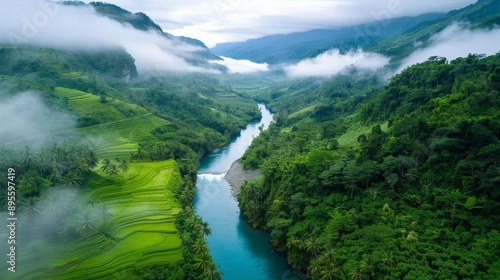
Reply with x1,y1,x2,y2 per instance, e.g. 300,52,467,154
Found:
239,54,500,279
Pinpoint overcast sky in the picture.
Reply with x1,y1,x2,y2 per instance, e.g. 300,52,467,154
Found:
81,0,478,47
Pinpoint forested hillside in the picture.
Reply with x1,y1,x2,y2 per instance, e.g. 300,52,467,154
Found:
239,53,500,279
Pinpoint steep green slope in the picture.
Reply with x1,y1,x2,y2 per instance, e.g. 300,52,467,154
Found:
238,54,500,279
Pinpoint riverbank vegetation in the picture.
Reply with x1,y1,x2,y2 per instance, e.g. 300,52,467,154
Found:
239,53,500,279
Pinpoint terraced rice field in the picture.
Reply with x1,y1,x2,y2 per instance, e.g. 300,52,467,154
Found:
5,160,183,280
0,88,184,279
54,87,169,159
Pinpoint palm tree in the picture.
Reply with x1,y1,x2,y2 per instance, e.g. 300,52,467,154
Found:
309,259,322,278
38,188,75,231
194,252,213,272
18,174,38,196
136,148,144,162
74,207,97,237
179,187,195,205
200,221,212,237
37,151,51,176
63,172,82,188
20,146,35,169
179,191,191,206
360,255,376,279
319,266,340,280
49,169,62,184
101,159,111,173
320,248,337,264
204,267,223,280
96,204,113,222
81,149,98,169
193,238,209,255
180,231,192,245
19,196,41,220
348,266,366,280
184,206,195,216
381,251,395,277
304,238,323,259
118,159,129,173
107,164,119,175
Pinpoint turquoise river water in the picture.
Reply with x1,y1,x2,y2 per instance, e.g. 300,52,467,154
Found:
194,104,303,280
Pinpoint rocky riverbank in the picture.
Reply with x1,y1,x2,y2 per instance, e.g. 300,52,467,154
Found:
225,159,259,196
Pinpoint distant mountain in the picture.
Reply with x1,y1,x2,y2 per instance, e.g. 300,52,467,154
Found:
367,0,500,59
211,13,445,64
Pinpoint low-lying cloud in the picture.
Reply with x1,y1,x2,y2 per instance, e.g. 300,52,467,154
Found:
396,23,500,73
0,0,218,73
0,92,76,147
212,56,269,74
285,48,390,78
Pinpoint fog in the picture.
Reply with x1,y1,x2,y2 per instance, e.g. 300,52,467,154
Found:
0,186,115,250
396,23,500,73
0,0,219,73
0,92,76,148
285,48,390,78
212,56,269,74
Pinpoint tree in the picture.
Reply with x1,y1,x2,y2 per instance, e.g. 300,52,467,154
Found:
81,149,99,169
204,267,223,280
304,238,322,259
200,221,212,237
101,159,112,173
63,172,82,187
381,251,395,277
194,253,213,272
20,146,35,169
348,266,366,280
118,159,129,173
73,207,97,237
367,188,380,205
107,164,119,175
193,238,209,255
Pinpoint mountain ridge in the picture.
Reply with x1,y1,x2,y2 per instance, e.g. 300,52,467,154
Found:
211,13,445,64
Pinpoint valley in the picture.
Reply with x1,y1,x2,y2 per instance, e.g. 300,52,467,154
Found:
0,0,499,279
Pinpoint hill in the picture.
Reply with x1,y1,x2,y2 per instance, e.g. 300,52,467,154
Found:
212,0,500,65
211,13,444,64
238,52,500,279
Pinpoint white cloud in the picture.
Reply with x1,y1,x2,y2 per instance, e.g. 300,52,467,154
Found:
285,48,389,78
396,23,500,73
0,92,76,147
0,0,217,74
89,0,477,47
212,56,269,74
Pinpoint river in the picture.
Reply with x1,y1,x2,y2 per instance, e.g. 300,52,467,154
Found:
194,104,301,280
